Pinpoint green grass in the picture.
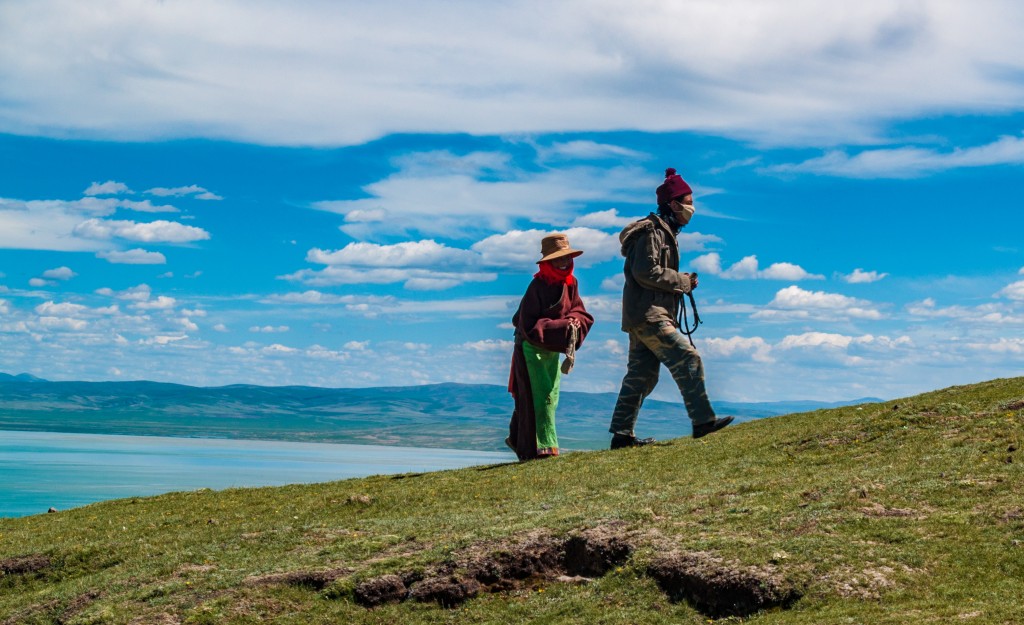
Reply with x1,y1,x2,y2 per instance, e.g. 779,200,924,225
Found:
2,377,1023,624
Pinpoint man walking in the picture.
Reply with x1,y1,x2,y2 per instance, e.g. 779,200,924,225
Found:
608,168,733,449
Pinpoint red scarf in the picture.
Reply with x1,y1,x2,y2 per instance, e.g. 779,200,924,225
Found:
535,260,575,286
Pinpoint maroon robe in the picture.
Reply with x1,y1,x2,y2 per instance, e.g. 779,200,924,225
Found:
507,277,594,460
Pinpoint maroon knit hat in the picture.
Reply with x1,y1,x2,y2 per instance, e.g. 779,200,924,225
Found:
656,168,693,205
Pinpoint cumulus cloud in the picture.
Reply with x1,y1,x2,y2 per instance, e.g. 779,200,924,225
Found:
755,285,883,321
766,134,1024,178
997,280,1024,301
250,325,289,333
703,336,774,363
28,278,51,288
692,253,823,281
571,209,636,229
842,268,889,283
96,284,152,301
97,249,167,264
84,181,131,196
145,184,223,200
117,199,179,213
307,240,477,268
131,295,176,310
344,340,369,351
471,227,620,269
73,218,210,243
459,339,514,352
4,3,1024,147
314,152,649,237
0,197,117,251
41,266,76,280
282,267,497,290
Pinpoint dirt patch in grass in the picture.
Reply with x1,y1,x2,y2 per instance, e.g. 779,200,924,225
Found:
128,613,181,625
860,502,920,518
354,525,634,608
0,553,51,576
0,589,101,625
647,551,803,618
245,567,351,590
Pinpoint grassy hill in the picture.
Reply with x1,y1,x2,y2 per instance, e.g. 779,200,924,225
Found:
1,377,1021,624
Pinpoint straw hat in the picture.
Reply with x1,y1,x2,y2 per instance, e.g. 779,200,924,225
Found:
537,233,584,264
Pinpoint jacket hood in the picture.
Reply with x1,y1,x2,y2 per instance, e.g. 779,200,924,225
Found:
619,214,667,256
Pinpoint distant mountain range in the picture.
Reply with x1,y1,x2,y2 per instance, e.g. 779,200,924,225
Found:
0,374,880,451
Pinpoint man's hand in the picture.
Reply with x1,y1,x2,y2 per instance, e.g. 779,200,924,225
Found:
689,272,699,291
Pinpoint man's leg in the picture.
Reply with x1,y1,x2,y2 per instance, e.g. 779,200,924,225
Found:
609,331,661,436
635,321,716,426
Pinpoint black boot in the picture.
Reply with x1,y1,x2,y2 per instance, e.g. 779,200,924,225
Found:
692,416,734,439
610,433,656,450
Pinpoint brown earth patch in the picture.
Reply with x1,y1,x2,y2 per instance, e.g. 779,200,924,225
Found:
647,551,803,618
1001,399,1024,411
129,613,181,625
353,574,408,607
860,502,919,518
245,567,350,590
356,525,634,609
0,553,51,576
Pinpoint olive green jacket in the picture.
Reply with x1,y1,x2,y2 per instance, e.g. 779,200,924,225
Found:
618,213,693,331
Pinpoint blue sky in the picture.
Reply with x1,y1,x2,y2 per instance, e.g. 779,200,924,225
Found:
1,1,1022,402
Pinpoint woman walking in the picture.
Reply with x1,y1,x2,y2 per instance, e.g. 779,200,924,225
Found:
507,233,594,460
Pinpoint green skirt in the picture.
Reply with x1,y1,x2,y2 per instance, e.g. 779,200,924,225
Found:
521,341,561,452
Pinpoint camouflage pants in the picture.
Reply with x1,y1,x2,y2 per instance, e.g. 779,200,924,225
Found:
609,320,716,436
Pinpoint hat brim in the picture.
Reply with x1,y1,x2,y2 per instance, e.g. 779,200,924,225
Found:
537,249,583,264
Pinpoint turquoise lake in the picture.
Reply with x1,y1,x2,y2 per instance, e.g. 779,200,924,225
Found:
0,429,514,518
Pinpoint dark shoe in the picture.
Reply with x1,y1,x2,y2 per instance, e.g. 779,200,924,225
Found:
610,433,656,450
692,416,734,439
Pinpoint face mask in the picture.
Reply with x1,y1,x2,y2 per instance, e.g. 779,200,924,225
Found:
671,199,695,226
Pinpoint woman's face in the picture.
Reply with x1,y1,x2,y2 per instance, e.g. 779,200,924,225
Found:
551,256,573,271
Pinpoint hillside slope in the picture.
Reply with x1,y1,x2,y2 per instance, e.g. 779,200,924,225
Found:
1,378,1021,624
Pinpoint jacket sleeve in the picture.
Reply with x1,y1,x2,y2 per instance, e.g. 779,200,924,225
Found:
629,227,691,294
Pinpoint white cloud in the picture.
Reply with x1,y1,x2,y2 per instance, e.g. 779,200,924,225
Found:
315,153,649,237
571,208,636,229
41,266,76,280
35,301,88,317
132,295,176,310
37,316,89,331
282,267,497,290
471,227,621,269
4,3,1024,147
307,240,477,268
997,280,1024,301
0,197,116,252
250,325,289,333
96,284,152,301
117,199,179,213
756,285,884,321
703,336,774,363
0,299,9,314
459,339,513,352
767,134,1024,178
72,218,210,243
139,335,188,346
842,268,889,284
538,140,646,161
97,249,167,264
344,340,369,351
212,323,229,332
84,181,131,196
964,338,1024,354
692,253,823,281
145,185,222,200
28,278,51,288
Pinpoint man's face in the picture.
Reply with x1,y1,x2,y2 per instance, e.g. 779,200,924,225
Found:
671,194,695,226
552,256,573,271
